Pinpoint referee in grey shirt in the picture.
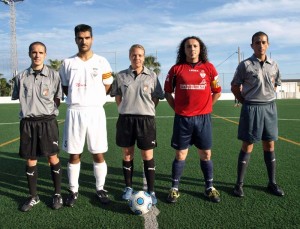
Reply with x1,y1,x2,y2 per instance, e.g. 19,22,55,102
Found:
12,41,63,212
231,31,284,198
110,44,164,205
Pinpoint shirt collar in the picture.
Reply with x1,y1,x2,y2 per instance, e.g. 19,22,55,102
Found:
250,54,273,65
28,65,49,77
127,66,152,76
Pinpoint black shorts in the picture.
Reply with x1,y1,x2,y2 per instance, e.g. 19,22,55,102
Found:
19,115,59,160
116,114,157,150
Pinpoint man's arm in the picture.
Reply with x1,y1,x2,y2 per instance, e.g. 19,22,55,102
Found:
105,84,112,95
212,92,221,105
115,95,122,106
152,97,159,107
165,92,175,111
231,85,244,104
54,98,61,107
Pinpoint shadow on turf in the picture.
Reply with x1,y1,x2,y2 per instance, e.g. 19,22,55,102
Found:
0,151,72,211
0,152,271,212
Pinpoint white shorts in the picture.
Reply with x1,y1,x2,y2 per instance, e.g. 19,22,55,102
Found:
63,107,108,154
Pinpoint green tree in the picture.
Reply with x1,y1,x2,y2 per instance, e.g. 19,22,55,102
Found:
144,55,161,76
0,76,11,96
48,59,63,71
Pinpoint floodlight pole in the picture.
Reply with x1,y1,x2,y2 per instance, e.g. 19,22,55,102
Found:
1,0,24,94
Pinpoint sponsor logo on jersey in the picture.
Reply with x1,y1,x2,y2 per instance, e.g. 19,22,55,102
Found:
75,82,87,88
180,82,207,90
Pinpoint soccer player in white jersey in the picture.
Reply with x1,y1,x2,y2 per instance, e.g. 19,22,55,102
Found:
59,24,113,207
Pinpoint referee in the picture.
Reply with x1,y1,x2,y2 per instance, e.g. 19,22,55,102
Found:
110,44,164,205
231,31,284,197
12,41,63,211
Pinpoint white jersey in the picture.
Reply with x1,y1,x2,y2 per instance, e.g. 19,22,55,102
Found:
59,54,113,107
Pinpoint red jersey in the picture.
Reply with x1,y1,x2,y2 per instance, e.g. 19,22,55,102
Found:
164,62,221,116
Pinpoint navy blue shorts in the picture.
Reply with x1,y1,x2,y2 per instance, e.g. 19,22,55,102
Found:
19,115,60,160
238,101,278,143
171,114,212,150
116,114,157,150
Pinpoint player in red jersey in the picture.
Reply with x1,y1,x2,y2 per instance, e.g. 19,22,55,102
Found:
164,36,221,203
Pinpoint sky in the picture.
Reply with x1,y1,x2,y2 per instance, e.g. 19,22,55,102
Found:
0,0,300,91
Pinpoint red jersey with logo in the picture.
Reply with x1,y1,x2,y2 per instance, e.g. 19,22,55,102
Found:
164,62,221,116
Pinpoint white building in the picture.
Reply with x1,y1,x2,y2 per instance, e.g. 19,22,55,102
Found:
277,79,300,99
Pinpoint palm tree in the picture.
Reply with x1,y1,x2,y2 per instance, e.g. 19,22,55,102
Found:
48,59,63,71
144,55,161,76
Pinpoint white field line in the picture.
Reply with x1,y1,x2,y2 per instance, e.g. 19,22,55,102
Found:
1,116,300,125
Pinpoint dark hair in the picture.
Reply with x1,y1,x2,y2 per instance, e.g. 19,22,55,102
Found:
29,41,46,53
252,31,269,44
74,24,93,37
176,36,208,64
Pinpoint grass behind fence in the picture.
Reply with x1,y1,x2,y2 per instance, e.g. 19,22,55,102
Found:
0,100,299,229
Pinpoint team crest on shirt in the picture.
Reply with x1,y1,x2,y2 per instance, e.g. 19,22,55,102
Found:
199,70,206,78
91,68,98,77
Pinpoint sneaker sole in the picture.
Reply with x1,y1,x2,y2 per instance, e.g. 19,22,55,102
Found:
267,187,284,196
122,194,131,201
52,200,63,210
166,196,178,203
233,191,244,197
65,200,76,207
204,193,221,203
166,199,177,203
21,199,40,212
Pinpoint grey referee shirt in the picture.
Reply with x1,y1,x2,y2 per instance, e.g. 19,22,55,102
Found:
12,65,62,118
231,54,281,103
111,66,164,116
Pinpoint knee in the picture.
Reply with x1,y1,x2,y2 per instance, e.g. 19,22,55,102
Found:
69,154,81,164
93,153,105,163
199,150,211,161
48,155,59,165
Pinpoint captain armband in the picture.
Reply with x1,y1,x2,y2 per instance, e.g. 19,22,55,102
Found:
211,75,221,93
102,72,113,85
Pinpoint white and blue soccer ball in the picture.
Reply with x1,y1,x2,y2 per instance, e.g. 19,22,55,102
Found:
128,191,152,215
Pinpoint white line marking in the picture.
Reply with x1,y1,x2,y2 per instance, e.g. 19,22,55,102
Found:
143,206,160,229
1,117,300,125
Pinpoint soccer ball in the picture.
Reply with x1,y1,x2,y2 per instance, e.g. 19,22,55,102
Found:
128,191,152,215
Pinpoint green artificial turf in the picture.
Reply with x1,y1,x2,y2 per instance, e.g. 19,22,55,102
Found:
0,100,299,228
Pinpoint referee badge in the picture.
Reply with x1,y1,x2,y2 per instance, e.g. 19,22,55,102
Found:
42,89,49,96
41,84,49,96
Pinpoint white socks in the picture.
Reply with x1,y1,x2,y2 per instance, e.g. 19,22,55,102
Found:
68,161,107,192
93,161,107,191
67,162,81,193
